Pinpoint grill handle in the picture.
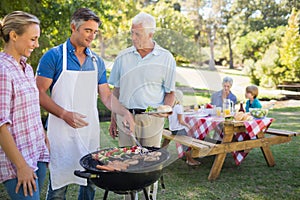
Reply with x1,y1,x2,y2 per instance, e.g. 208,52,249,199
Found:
74,170,100,179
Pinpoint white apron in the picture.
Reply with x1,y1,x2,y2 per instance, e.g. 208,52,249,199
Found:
47,42,100,190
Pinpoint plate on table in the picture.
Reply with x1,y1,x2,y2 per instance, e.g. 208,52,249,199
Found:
194,113,209,118
184,111,196,115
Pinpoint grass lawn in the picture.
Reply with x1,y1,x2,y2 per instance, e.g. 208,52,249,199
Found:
0,107,299,200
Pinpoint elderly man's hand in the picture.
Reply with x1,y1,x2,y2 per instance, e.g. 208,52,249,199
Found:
122,111,135,134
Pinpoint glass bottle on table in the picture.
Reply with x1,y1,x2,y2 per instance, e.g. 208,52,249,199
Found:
238,101,245,113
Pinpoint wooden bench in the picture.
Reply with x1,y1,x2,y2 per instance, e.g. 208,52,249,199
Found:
277,84,300,99
277,84,300,91
266,128,300,137
162,128,299,158
162,130,217,157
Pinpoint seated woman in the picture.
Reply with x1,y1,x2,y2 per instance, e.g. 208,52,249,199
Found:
162,90,201,166
211,76,237,108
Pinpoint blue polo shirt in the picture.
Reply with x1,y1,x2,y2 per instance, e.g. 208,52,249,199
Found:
36,39,107,92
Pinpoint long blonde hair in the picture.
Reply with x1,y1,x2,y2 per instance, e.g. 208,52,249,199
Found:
0,11,40,43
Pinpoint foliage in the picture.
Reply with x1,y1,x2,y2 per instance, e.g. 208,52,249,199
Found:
1,0,300,81
153,28,200,64
279,8,300,83
252,44,283,87
238,26,286,86
241,8,300,86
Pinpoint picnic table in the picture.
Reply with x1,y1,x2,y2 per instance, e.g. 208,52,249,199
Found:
162,114,299,180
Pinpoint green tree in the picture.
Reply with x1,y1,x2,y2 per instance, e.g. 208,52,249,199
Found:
279,8,300,83
239,27,286,85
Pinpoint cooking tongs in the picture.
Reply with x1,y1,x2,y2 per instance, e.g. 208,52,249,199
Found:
123,123,149,155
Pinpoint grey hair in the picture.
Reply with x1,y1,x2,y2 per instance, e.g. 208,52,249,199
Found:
222,76,233,86
132,12,156,34
0,11,40,43
70,8,101,30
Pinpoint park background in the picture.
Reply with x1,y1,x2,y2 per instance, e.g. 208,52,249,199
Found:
0,0,299,199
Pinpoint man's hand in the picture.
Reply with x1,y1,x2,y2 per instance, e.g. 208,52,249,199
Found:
109,117,118,139
61,111,88,129
121,111,135,134
16,164,37,197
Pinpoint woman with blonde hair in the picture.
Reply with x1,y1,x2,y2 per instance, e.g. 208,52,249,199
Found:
0,11,50,199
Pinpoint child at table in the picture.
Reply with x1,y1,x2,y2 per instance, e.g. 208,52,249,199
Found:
245,85,262,112
162,90,201,166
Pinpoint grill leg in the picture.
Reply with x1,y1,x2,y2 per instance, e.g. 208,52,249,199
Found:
160,174,166,190
130,191,136,200
103,190,109,200
143,188,150,200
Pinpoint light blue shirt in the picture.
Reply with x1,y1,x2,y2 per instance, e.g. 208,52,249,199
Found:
108,42,176,109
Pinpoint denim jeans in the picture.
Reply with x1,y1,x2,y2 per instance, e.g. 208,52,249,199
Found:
3,162,47,200
46,178,96,200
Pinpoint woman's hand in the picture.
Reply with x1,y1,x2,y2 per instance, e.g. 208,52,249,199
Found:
16,164,37,197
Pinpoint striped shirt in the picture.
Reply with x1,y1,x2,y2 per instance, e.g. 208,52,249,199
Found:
0,53,50,183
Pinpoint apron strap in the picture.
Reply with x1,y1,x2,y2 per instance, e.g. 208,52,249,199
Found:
63,42,98,76
88,49,98,81
63,42,67,72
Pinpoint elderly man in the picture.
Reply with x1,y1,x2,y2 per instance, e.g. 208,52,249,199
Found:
109,12,176,148
108,12,176,200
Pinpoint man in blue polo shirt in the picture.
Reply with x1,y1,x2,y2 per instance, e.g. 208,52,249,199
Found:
36,8,134,200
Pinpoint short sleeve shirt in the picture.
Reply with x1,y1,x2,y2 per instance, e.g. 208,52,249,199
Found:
36,39,107,92
0,53,50,183
108,42,176,109
245,98,262,112
168,104,185,131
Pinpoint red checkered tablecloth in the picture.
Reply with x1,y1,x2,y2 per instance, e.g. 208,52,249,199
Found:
184,116,222,139
175,116,222,158
175,116,273,166
232,118,273,165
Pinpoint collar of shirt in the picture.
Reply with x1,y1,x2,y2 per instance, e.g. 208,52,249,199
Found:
132,41,161,57
66,38,94,58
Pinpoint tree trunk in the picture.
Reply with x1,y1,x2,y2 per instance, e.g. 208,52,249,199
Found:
98,32,106,58
208,31,216,70
227,32,234,69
